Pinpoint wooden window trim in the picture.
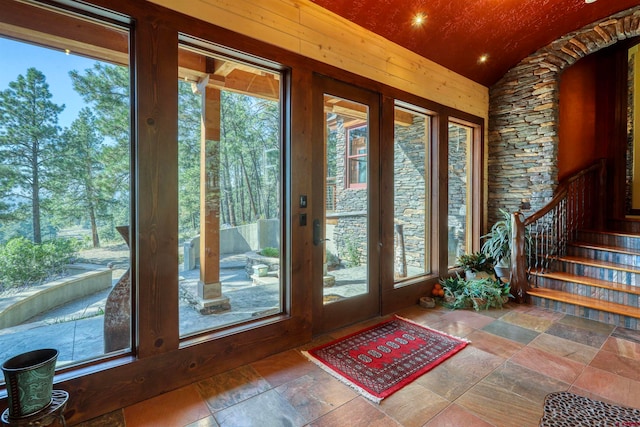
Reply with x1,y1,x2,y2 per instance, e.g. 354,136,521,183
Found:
346,124,368,189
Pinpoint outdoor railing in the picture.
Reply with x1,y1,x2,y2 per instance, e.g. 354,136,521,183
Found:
326,177,337,212
510,159,607,303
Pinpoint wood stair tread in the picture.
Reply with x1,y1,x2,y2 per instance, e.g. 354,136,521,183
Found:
569,241,640,256
527,287,640,319
559,255,640,274
529,270,640,295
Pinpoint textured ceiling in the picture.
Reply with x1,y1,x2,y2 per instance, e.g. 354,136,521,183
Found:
309,0,640,87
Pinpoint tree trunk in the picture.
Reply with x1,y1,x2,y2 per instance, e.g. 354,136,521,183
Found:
239,156,257,220
222,150,236,226
89,204,100,248
236,163,246,223
31,148,41,243
249,150,263,216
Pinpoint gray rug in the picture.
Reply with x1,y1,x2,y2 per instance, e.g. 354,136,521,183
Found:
540,392,640,427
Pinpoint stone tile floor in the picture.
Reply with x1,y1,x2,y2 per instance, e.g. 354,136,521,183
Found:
73,303,640,427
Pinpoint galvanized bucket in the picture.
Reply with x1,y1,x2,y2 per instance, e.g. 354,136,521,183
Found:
2,348,58,419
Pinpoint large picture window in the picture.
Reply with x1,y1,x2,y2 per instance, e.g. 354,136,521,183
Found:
0,2,131,368
393,104,432,284
177,41,285,337
448,121,475,267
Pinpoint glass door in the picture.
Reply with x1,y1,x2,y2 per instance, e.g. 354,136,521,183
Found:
312,75,380,334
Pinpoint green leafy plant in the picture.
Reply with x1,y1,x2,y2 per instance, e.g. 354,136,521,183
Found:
438,274,466,301
326,251,340,270
343,236,361,267
0,237,80,289
259,247,280,258
481,209,512,267
456,252,494,273
439,275,511,311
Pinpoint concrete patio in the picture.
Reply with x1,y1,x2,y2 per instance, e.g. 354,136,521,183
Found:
0,254,367,367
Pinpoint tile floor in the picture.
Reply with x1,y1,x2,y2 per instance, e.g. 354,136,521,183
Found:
75,304,640,427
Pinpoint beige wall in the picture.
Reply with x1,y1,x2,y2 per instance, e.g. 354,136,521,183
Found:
149,0,488,120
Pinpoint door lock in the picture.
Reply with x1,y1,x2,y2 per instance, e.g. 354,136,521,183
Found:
313,219,330,246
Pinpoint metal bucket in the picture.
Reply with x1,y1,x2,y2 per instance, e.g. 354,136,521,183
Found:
2,348,58,419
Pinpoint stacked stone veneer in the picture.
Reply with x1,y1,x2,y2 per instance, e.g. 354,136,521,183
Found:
448,123,470,264
394,116,427,272
488,6,640,225
332,117,368,265
331,114,467,270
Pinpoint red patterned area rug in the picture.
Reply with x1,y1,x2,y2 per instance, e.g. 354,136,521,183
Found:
302,316,469,403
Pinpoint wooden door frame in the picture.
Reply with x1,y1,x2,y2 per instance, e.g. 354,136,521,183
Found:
311,74,381,334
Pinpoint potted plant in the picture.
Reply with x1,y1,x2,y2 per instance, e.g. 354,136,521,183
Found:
438,275,466,304
439,275,511,311
461,278,511,310
481,209,513,280
456,252,495,280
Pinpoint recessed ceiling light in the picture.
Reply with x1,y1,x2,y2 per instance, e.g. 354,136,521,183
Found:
412,13,426,27
478,54,489,64
585,0,597,3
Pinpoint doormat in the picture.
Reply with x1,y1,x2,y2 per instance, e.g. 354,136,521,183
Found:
302,316,469,403
540,392,640,427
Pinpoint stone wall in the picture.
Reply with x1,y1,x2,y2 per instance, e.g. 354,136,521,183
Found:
394,116,427,272
331,115,471,269
448,123,469,264
488,7,640,225
333,117,368,265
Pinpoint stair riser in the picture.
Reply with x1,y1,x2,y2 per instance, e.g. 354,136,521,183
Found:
534,276,640,307
607,219,640,234
577,231,640,250
558,262,640,286
530,296,639,330
568,246,640,266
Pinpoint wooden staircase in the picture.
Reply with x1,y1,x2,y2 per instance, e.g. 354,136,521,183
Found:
527,228,640,330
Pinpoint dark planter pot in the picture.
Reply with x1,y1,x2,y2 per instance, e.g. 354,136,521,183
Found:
2,348,58,419
494,265,511,281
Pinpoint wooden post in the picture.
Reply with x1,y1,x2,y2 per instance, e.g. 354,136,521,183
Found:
197,83,230,313
510,212,529,303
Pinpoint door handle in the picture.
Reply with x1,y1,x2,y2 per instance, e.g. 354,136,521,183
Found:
313,219,330,246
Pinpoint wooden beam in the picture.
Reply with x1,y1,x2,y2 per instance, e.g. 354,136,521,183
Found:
210,68,279,101
394,109,414,126
178,49,280,100
331,104,367,120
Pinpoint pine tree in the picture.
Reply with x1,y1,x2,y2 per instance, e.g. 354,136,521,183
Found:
0,68,64,243
51,108,112,248
69,63,130,235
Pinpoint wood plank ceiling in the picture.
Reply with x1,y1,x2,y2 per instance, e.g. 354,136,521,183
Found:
309,0,640,87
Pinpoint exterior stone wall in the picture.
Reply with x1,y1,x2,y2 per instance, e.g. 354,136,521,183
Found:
488,7,640,225
333,117,368,265
448,123,469,263
394,116,427,271
330,116,472,269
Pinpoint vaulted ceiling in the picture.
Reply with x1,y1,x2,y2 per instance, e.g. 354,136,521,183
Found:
309,0,640,87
